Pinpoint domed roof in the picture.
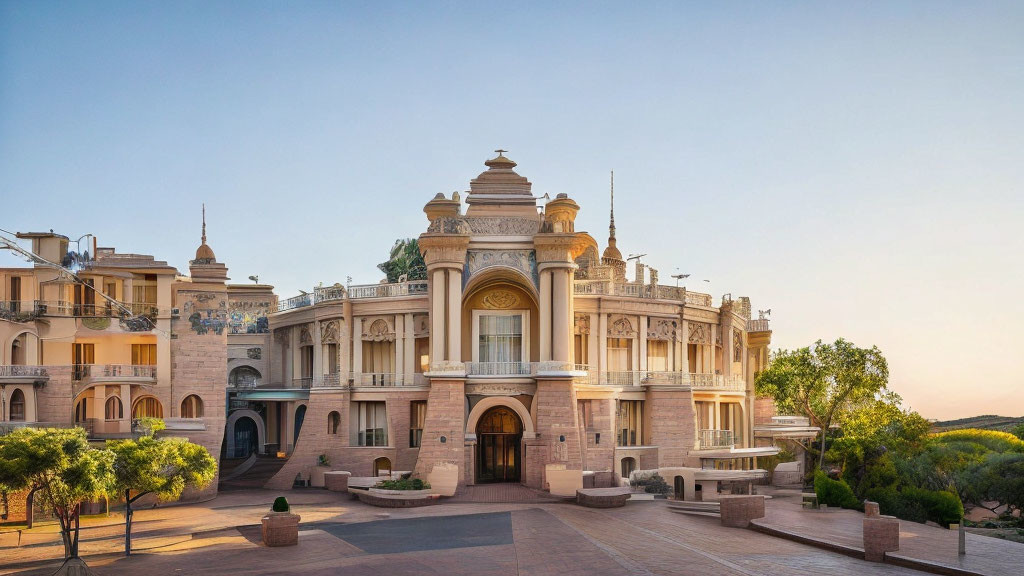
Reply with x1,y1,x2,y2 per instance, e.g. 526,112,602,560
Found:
195,242,216,261
602,241,622,261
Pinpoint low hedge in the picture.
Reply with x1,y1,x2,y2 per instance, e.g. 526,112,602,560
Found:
864,486,963,526
375,478,431,491
814,471,861,510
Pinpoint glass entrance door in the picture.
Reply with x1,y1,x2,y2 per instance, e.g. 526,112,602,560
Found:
475,406,523,483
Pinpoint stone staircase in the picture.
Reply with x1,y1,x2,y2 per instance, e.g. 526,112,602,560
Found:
665,500,721,518
219,455,289,491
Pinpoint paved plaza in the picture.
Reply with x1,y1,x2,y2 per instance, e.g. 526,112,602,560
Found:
2,488,1022,576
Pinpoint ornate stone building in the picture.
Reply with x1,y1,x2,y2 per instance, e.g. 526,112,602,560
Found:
247,152,776,493
0,214,269,521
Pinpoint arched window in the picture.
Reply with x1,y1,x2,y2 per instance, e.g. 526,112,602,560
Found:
104,396,123,420
228,366,261,389
9,389,26,421
180,394,204,418
373,457,392,477
620,457,637,481
74,397,88,422
328,411,340,435
132,396,163,419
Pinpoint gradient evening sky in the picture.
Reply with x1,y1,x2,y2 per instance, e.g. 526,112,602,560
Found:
1,2,1021,420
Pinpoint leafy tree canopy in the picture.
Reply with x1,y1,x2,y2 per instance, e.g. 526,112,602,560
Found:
377,238,426,283
756,338,889,469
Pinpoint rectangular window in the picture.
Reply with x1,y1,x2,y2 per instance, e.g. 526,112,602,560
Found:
74,279,96,315
607,337,632,372
73,343,95,380
415,337,429,373
409,401,426,447
10,276,21,313
132,283,157,305
362,340,396,375
617,400,643,447
351,401,388,447
647,340,669,371
300,345,314,378
478,314,523,363
131,344,157,365
325,343,338,374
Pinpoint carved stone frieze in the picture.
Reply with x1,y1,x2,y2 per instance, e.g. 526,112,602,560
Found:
413,314,430,337
465,250,538,287
464,217,541,235
574,313,590,335
733,331,743,362
320,320,339,344
648,318,677,341
426,217,472,234
607,315,636,338
481,290,520,309
688,322,710,345
466,382,537,396
299,325,313,344
361,317,395,342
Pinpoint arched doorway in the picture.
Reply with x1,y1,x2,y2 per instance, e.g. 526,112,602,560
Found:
233,416,259,458
476,406,523,483
620,457,636,481
373,457,392,477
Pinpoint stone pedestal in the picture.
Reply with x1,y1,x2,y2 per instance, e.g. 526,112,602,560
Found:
864,501,880,517
261,512,301,547
324,471,351,492
427,462,459,496
863,516,900,562
310,466,329,488
719,495,766,528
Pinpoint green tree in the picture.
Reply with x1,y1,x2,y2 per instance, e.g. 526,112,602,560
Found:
1011,423,1024,441
377,238,427,283
755,338,889,471
108,427,216,556
0,427,114,562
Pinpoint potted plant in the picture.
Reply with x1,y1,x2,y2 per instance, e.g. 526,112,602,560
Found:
261,496,301,547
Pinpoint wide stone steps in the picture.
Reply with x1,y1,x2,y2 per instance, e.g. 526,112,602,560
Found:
665,500,721,517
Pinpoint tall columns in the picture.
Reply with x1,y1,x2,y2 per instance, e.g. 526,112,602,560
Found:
352,318,362,377
638,315,648,371
551,268,570,362
598,313,608,373
447,269,462,362
395,314,405,383
312,319,323,385
539,270,552,361
403,313,415,384
430,269,446,362
680,318,689,372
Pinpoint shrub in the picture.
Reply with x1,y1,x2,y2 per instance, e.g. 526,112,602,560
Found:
642,474,671,495
901,486,963,526
272,496,290,512
375,478,431,491
814,470,861,510
932,429,1024,454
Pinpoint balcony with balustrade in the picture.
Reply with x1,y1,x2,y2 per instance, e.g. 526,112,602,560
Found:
575,370,746,392
0,365,49,385
698,428,737,450
573,280,714,307
72,364,157,397
275,280,430,312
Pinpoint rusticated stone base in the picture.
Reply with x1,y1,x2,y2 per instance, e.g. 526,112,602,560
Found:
863,516,900,562
719,495,766,528
261,512,301,547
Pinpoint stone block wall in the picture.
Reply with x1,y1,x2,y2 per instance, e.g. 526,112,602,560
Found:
265,389,429,490
534,378,583,479
412,379,466,481
645,388,696,467
35,365,73,423
578,398,615,473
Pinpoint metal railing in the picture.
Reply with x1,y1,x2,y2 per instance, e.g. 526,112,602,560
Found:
0,365,49,379
314,285,347,303
277,293,312,312
578,371,746,390
465,362,533,376
292,377,313,389
698,429,737,449
26,300,158,318
72,364,157,382
351,372,399,387
691,374,746,392
321,372,343,387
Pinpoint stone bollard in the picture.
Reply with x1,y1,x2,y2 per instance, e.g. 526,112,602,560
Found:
863,515,900,562
719,495,766,528
261,511,301,547
324,471,351,492
864,501,880,517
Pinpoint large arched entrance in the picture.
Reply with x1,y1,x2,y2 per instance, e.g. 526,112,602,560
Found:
233,416,259,458
475,406,523,483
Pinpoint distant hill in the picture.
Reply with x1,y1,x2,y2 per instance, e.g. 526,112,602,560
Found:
931,415,1024,433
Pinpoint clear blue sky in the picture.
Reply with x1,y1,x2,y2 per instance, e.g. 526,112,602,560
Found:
2,2,1021,420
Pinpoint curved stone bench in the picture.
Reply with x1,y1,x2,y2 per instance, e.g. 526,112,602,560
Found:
576,487,633,508
353,488,440,508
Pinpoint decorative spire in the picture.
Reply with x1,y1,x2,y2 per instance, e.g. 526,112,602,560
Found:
194,203,217,263
201,203,207,245
609,170,616,241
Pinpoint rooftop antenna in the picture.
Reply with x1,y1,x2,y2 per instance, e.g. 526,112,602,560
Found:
627,253,646,261
671,273,690,287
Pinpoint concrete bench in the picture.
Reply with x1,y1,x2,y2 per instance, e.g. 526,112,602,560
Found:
324,471,351,492
576,487,633,508
719,495,766,528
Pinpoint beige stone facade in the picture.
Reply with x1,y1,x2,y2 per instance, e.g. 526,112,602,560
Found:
245,152,776,494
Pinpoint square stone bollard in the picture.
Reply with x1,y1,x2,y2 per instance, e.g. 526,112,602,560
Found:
261,512,301,547
719,495,766,528
324,471,351,492
427,463,459,497
864,501,880,518
863,516,900,562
